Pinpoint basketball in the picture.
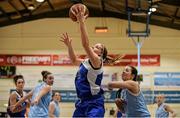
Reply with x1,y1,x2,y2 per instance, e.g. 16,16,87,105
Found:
69,3,89,22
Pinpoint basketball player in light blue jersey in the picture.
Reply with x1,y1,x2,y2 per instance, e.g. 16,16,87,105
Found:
12,71,54,118
49,92,61,117
59,6,114,117
155,94,176,118
108,66,151,117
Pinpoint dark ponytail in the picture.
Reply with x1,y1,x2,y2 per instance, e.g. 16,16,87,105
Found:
116,89,122,98
129,66,138,81
102,45,108,61
51,92,56,101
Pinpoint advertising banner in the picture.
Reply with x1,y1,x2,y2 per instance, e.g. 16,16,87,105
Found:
0,54,160,66
0,55,51,66
154,72,180,89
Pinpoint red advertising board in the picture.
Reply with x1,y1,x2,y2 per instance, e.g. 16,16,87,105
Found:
0,54,160,66
0,55,51,66
107,54,160,66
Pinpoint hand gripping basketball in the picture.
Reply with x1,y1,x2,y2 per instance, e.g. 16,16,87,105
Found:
69,3,89,22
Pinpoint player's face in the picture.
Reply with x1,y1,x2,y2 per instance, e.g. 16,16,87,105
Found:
54,92,61,102
156,95,164,104
122,66,133,81
46,74,54,86
16,79,25,90
92,43,104,57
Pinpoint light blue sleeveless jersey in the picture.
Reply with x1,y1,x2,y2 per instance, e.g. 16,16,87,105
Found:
155,103,169,118
75,59,104,99
28,82,52,118
121,89,150,117
52,101,60,117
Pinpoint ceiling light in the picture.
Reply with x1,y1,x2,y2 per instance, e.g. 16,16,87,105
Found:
28,4,35,10
36,0,45,3
149,4,158,12
149,7,156,12
95,27,108,33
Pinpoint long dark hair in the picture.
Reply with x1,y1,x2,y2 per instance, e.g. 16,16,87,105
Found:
101,45,108,61
51,92,56,101
116,89,122,98
129,66,138,81
13,75,24,85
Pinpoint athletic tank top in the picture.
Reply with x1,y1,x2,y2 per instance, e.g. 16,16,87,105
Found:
28,82,52,118
121,89,150,117
75,59,104,99
155,103,169,118
51,101,60,117
7,90,26,117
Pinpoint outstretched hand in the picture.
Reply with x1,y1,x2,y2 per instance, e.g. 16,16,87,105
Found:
59,33,72,47
73,5,88,23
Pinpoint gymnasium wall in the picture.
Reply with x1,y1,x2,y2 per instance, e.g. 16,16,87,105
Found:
0,18,180,117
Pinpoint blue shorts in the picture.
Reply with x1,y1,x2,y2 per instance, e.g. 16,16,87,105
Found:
73,96,105,117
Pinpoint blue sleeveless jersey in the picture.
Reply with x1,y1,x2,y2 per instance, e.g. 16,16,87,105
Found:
155,103,169,118
28,82,52,118
121,89,150,117
73,59,105,117
75,59,104,99
51,101,60,117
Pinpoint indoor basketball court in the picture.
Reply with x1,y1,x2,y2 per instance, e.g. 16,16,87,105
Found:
0,0,180,117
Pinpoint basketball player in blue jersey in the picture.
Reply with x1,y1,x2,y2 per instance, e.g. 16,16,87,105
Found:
155,94,176,118
11,71,54,118
7,75,28,118
108,66,151,117
49,92,61,118
59,7,112,117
